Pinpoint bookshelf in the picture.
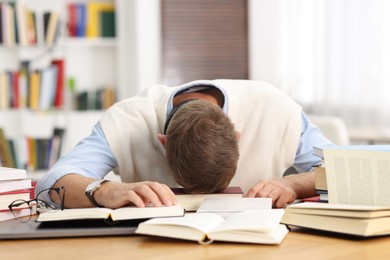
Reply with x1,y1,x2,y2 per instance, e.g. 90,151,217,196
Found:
0,0,148,176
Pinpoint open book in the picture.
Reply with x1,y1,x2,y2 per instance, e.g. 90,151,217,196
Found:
323,145,390,206
135,209,288,244
282,202,390,237
36,205,184,223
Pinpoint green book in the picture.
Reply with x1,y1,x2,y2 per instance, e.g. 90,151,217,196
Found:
100,11,116,37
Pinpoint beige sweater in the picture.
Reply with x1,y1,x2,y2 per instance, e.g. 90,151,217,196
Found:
100,79,302,193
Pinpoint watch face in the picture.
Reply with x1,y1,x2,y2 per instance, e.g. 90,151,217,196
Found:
86,180,100,193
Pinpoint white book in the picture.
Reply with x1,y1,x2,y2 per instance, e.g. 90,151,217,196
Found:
0,167,27,181
0,178,32,193
136,209,288,245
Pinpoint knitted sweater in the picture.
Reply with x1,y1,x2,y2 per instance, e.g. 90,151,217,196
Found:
100,79,302,193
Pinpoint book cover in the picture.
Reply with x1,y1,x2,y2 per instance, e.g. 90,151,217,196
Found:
86,2,114,38
100,10,115,37
36,205,185,223
136,209,288,245
0,129,16,168
51,59,65,108
171,186,243,211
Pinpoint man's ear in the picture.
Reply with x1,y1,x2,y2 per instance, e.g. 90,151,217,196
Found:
157,133,167,146
236,132,241,141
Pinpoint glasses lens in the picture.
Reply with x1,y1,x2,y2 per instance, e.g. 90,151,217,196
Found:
36,188,63,213
9,199,33,223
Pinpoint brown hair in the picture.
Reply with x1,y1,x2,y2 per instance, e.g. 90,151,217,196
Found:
165,99,239,193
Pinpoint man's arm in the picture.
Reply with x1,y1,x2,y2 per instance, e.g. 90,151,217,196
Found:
246,172,316,208
52,174,176,208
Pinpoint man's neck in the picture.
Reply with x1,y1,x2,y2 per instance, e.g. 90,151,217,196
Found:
173,88,224,107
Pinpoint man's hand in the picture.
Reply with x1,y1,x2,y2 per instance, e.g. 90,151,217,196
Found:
246,179,297,208
95,181,177,208
245,172,317,208
52,174,177,209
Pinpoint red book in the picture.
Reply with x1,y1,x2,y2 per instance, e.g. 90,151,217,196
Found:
67,3,77,37
171,186,243,211
51,59,65,108
12,71,19,108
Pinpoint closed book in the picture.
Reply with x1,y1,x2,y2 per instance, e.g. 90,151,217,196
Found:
0,207,31,222
0,189,31,210
282,202,390,237
313,165,327,191
36,205,185,224
136,209,288,245
0,178,32,193
100,10,115,37
171,186,243,211
0,167,27,181
86,2,114,38
51,59,64,108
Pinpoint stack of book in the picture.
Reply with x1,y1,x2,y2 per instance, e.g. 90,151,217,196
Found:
282,202,390,237
0,167,33,222
312,145,328,202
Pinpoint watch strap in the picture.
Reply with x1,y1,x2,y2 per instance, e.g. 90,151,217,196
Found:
85,179,109,207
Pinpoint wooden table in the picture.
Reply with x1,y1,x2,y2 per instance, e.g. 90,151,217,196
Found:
1,228,390,260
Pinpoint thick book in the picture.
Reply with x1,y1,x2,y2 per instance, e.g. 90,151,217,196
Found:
136,209,288,245
282,202,390,237
323,145,390,206
0,189,31,210
0,167,27,181
36,205,185,223
171,186,243,211
0,207,31,222
0,178,32,193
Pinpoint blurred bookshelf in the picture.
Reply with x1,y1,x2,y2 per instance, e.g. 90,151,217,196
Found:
0,0,135,176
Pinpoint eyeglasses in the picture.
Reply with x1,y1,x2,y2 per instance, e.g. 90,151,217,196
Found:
8,186,66,223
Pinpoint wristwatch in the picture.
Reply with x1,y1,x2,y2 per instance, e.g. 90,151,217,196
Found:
85,179,109,207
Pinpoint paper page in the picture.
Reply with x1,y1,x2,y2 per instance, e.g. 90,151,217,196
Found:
211,209,284,233
138,213,224,233
197,198,272,217
324,148,390,206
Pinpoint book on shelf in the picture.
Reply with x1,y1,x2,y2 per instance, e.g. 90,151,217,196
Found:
323,145,390,206
282,202,390,237
135,209,288,245
86,2,115,38
0,128,16,168
36,205,185,224
196,198,272,217
171,186,243,211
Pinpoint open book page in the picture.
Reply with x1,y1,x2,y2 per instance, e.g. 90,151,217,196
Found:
135,209,288,244
197,198,272,218
135,213,224,242
211,209,284,233
323,148,390,206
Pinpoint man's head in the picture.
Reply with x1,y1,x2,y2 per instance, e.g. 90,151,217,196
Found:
163,99,239,193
